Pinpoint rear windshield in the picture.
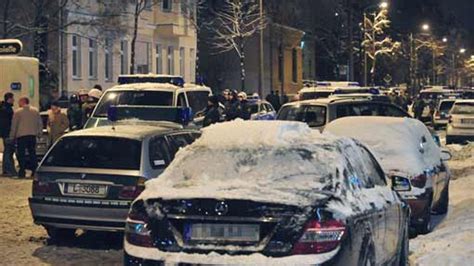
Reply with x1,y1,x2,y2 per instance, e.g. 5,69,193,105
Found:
94,90,174,117
186,91,210,113
43,137,142,170
452,102,474,115
278,105,327,127
439,101,455,111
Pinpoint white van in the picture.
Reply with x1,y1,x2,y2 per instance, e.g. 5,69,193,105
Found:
84,82,212,128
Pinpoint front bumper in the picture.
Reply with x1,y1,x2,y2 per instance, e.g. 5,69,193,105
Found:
123,241,340,266
29,197,131,231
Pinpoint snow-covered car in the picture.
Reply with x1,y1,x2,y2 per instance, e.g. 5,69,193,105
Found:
29,123,200,240
83,82,212,128
446,99,474,144
123,121,410,265
432,99,456,129
277,97,410,130
247,100,277,120
325,117,452,234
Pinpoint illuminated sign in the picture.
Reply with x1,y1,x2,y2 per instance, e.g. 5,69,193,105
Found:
0,40,23,55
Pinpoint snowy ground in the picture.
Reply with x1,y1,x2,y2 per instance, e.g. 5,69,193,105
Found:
0,142,472,265
409,143,474,266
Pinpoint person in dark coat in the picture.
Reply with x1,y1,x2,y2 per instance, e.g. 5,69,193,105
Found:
413,98,425,120
237,92,251,120
67,94,82,130
226,91,241,121
0,92,17,177
203,96,221,127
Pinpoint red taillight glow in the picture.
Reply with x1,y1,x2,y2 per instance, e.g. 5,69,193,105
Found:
434,111,440,119
125,205,153,247
292,219,346,255
119,185,145,199
411,174,427,188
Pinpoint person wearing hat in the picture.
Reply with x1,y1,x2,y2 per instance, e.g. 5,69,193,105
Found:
203,95,222,127
82,88,102,124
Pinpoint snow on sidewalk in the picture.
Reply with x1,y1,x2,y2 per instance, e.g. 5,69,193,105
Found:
410,143,474,266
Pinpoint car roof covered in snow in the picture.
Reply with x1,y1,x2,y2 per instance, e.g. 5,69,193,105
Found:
282,97,382,107
138,120,392,208
454,99,474,104
325,117,441,176
64,123,183,141
106,82,211,92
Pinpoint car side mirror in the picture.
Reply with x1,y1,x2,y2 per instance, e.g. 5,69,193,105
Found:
391,176,411,192
441,150,452,161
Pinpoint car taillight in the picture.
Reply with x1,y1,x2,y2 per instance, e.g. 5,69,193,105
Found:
292,219,346,255
32,175,54,195
411,174,427,188
448,115,453,124
434,110,440,119
125,201,153,247
119,178,146,199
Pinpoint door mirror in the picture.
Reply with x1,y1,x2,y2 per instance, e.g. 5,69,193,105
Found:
441,149,452,161
391,176,411,192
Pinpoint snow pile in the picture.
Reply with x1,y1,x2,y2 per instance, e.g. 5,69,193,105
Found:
325,117,441,177
447,143,474,161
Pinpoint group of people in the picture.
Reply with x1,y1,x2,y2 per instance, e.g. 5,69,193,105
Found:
0,84,104,178
203,90,253,127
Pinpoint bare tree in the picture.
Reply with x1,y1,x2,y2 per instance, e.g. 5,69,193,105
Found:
362,7,400,85
209,0,266,91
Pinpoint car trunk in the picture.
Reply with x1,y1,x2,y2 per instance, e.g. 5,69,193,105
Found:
146,198,322,256
451,115,474,129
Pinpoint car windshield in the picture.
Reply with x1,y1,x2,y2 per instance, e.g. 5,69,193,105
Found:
43,137,142,170
186,91,210,113
278,105,327,127
439,101,455,112
451,102,474,115
94,90,174,117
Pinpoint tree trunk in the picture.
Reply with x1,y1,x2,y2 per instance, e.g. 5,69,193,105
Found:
130,1,141,75
2,0,11,38
240,41,245,91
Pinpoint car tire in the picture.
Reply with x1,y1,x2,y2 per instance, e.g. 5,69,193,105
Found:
45,226,76,241
435,184,449,214
358,241,375,266
398,221,409,266
416,199,433,234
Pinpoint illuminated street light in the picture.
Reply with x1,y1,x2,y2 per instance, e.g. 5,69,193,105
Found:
422,24,430,31
460,48,466,54
442,37,448,43
379,2,389,9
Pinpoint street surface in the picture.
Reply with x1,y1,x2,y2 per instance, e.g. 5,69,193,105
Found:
0,142,472,266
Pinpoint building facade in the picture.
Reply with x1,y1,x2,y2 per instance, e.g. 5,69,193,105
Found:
61,0,196,93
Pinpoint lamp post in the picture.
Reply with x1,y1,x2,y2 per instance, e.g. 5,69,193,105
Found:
258,0,264,98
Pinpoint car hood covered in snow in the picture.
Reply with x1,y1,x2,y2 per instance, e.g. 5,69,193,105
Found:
325,116,442,177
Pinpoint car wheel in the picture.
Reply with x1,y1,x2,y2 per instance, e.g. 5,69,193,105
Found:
358,242,375,266
416,200,432,234
45,226,76,241
435,184,449,214
399,221,409,266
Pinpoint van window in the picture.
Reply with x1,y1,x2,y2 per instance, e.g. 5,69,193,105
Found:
149,137,172,169
94,90,174,117
278,105,327,127
177,93,187,107
186,91,210,113
44,137,141,170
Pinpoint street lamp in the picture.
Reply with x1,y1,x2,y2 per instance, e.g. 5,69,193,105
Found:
442,37,448,43
379,2,388,9
460,48,466,54
421,24,430,31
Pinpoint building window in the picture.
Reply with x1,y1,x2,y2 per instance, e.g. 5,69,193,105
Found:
88,39,97,79
72,35,81,78
136,42,150,74
179,47,185,76
105,39,113,81
278,46,283,82
156,44,163,74
120,40,128,75
190,48,195,81
167,46,174,75
292,48,298,83
162,0,172,12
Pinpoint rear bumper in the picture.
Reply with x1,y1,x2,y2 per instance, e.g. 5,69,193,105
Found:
123,241,339,265
29,197,131,231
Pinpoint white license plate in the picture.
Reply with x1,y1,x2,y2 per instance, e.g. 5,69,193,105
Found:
462,119,474,124
65,183,107,197
189,223,260,242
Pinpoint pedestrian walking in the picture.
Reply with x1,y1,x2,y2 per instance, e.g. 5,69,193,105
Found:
0,92,17,177
10,97,43,178
203,96,222,127
47,101,69,145
67,94,82,130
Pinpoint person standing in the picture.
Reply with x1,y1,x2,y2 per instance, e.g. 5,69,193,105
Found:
67,94,82,130
203,96,221,127
10,97,43,178
237,92,251,120
0,93,17,177
47,101,69,145
82,88,102,124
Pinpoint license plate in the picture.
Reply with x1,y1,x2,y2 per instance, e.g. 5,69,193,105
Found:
187,223,260,242
461,119,474,124
65,183,107,197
